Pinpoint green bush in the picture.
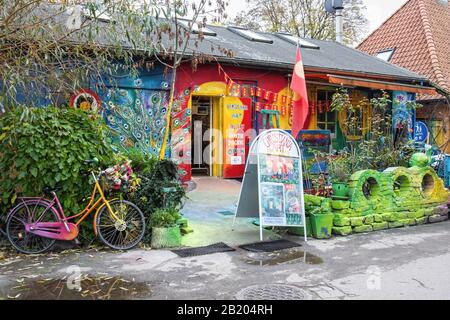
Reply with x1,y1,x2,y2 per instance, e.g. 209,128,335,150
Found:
128,158,186,243
150,207,182,229
0,107,115,215
130,159,186,214
118,148,158,176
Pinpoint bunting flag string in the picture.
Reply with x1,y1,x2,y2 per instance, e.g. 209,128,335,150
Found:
217,62,297,114
216,61,316,127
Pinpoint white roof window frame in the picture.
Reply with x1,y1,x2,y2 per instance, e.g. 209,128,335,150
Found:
227,26,274,44
376,48,396,62
274,33,320,49
178,19,217,37
82,5,114,23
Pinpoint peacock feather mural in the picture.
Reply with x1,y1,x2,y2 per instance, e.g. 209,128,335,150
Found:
100,87,169,157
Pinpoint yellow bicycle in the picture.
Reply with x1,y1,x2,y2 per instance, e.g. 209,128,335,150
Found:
6,160,145,254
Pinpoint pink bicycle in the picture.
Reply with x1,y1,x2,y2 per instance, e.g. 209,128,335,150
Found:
5,162,145,254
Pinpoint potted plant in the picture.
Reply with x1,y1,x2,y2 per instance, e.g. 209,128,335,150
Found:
310,206,335,239
328,155,351,199
150,208,182,249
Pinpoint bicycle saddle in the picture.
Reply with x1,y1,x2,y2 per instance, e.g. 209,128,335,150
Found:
43,185,62,194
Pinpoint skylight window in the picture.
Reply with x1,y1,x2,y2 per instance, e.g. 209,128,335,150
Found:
83,7,113,22
227,27,273,44
275,33,320,49
178,20,217,37
376,49,395,62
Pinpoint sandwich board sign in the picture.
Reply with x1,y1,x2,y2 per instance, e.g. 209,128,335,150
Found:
233,129,307,242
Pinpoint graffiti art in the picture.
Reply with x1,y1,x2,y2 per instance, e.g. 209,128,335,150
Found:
70,89,101,113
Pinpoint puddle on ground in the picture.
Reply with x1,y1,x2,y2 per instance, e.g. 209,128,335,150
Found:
243,249,323,266
4,275,151,300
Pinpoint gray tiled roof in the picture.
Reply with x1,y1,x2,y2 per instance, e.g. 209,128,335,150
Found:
185,24,428,82
31,3,428,83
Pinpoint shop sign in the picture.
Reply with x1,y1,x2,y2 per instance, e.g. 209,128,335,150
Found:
234,129,307,241
222,97,253,178
414,121,429,142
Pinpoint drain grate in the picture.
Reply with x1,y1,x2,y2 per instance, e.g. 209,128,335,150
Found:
236,284,311,300
218,210,235,216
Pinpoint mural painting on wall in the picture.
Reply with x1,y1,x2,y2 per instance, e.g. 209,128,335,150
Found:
170,88,194,182
393,91,416,145
169,63,300,182
99,87,169,157
70,89,101,113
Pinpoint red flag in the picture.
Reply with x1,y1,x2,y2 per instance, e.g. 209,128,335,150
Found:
290,46,309,139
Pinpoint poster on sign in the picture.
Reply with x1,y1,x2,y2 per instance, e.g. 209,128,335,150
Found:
234,129,307,241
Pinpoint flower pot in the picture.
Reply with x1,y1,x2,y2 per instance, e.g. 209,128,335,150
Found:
288,216,312,237
310,213,334,239
151,226,182,249
332,182,349,199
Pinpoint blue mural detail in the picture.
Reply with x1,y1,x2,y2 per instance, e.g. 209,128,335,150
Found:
93,66,172,157
98,87,169,157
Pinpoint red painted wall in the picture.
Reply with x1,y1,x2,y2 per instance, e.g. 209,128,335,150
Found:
171,63,294,182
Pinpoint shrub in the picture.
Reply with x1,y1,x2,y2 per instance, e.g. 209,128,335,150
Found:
118,148,158,176
0,107,115,215
130,159,186,213
150,208,182,228
128,158,186,243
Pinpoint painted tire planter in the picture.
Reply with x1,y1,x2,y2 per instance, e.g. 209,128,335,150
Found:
310,213,334,239
151,226,182,249
348,169,384,213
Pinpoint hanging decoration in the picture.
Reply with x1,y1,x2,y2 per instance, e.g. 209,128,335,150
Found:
217,62,295,114
272,93,278,102
310,102,316,115
318,101,324,113
256,87,262,98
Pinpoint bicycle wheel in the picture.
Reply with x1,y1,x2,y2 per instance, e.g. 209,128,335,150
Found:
6,200,58,254
0,214,7,238
96,200,145,250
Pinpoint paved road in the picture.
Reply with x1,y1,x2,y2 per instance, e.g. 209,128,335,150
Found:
0,220,449,300
1,176,449,300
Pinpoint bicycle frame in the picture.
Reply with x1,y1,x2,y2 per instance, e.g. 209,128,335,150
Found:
21,172,121,241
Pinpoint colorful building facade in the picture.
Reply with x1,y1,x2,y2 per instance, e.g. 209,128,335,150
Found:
76,24,439,182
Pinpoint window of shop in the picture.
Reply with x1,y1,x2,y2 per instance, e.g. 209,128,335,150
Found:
316,90,336,135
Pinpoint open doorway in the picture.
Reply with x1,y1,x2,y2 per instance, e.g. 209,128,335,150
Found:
191,96,212,176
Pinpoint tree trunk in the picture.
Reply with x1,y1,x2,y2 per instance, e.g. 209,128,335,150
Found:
159,66,178,160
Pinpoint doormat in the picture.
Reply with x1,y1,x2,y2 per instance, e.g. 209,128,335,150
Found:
172,242,236,258
239,239,301,253
218,210,235,216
